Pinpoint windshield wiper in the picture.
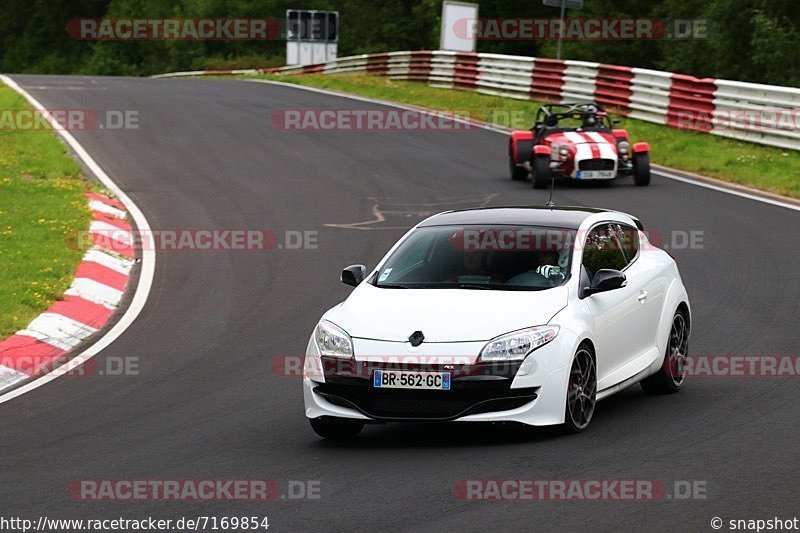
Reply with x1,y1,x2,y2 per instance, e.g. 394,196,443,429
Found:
378,283,503,290
456,283,492,290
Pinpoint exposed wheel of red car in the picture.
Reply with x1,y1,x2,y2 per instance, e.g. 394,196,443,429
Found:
633,152,651,186
509,156,529,181
532,155,550,189
309,417,364,440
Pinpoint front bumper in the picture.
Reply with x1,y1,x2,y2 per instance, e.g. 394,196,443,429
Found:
303,335,575,426
550,157,632,179
313,357,537,421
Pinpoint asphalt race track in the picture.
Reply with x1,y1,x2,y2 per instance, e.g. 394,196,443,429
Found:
2,75,799,531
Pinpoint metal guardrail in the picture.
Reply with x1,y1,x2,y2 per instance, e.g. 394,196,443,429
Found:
155,50,800,150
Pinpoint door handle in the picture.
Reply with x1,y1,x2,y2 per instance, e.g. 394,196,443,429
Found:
637,290,648,303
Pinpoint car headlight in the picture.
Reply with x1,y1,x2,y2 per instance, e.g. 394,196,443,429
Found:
558,146,569,159
314,320,353,359
617,141,630,156
479,325,560,362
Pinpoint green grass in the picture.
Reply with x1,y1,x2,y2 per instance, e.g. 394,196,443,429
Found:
0,83,91,338
247,73,800,199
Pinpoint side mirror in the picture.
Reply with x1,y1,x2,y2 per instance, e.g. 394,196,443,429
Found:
341,264,367,287
585,269,626,295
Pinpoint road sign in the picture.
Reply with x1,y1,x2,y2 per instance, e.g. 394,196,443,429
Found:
286,9,338,66
543,0,583,9
440,1,479,52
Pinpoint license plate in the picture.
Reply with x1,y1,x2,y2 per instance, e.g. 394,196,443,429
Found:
373,370,451,390
576,170,615,179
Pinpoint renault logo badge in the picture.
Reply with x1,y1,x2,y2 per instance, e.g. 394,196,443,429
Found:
408,331,425,347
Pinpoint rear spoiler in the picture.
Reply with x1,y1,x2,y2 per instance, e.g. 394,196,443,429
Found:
613,209,644,231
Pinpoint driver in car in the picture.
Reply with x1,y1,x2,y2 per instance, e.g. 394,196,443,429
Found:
446,250,498,283
507,249,565,286
535,250,565,282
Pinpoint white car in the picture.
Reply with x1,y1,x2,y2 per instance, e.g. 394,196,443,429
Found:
303,206,691,438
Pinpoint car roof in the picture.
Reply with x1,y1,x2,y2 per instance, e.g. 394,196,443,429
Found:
417,206,626,230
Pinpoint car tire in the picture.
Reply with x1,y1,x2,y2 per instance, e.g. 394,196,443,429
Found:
562,345,597,434
633,152,651,186
641,309,689,394
309,417,365,440
509,156,528,181
532,155,551,189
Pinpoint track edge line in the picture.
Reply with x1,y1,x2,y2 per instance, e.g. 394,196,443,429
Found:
0,74,157,405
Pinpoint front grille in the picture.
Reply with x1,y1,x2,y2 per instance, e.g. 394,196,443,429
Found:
315,357,537,420
318,357,523,382
315,380,537,421
579,158,615,171
316,384,537,420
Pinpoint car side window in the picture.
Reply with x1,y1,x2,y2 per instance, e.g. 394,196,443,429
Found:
582,224,629,280
613,223,639,264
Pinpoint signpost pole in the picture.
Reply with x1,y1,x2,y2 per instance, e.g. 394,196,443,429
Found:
544,0,581,59
556,0,566,60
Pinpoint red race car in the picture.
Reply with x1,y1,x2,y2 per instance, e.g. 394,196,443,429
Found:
509,103,651,189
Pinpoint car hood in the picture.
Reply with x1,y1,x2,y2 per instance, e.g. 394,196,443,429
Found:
550,130,615,145
324,283,568,343
549,131,617,160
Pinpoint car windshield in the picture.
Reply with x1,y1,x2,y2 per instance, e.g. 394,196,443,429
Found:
538,105,613,130
373,225,576,291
